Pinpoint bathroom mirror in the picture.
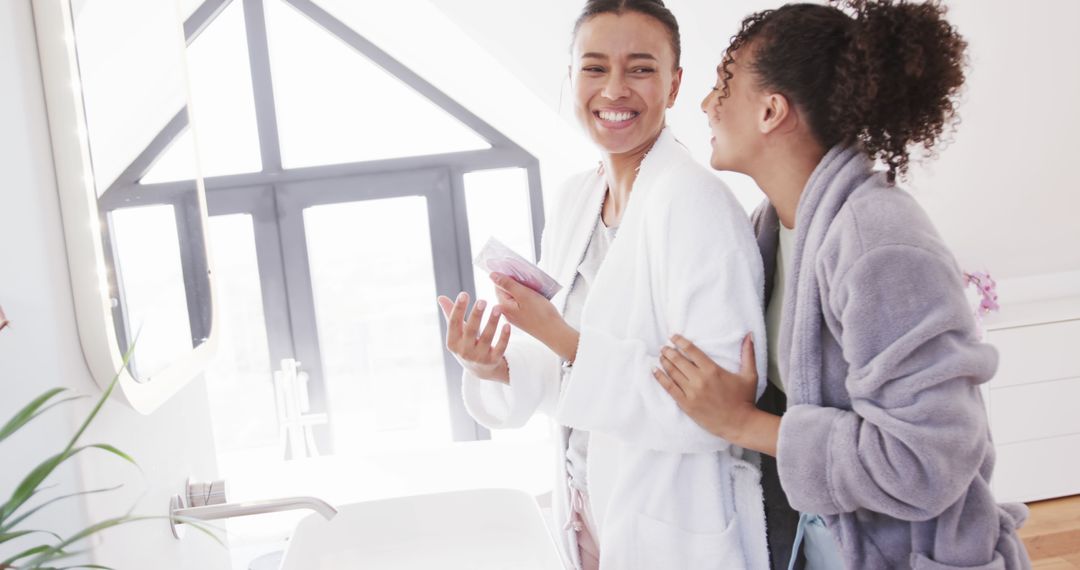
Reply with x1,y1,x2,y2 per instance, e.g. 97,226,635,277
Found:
33,0,218,413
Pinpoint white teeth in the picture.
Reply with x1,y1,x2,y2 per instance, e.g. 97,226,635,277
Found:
598,111,636,122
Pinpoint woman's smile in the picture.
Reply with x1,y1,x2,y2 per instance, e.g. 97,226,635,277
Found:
593,108,641,130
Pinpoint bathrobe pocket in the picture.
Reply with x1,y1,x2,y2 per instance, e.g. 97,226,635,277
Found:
910,553,1005,570
634,514,746,570
908,502,1024,570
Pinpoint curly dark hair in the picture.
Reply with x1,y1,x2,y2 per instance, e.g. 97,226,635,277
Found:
720,0,968,182
573,0,682,69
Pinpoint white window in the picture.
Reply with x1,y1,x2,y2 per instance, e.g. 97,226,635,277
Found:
95,0,549,465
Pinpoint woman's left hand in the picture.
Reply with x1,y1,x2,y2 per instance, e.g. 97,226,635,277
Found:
491,272,579,362
654,333,761,441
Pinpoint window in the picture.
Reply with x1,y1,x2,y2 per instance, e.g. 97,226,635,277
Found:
305,197,452,452
462,168,549,444
95,0,546,462
203,214,277,456
464,168,536,308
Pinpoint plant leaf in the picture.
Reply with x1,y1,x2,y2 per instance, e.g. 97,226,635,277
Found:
26,546,89,567
19,515,223,568
0,388,67,443
1,344,136,526
78,445,136,468
63,358,125,451
63,345,132,451
0,450,70,524
0,528,62,544
1,444,134,525
2,394,91,444
1,346,150,568
0,529,33,543
18,517,134,567
0,485,122,534
0,543,52,567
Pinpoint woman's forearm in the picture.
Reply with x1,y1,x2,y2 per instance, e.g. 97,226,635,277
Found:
732,408,781,457
540,321,580,363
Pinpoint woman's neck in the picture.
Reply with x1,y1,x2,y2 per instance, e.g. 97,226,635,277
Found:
600,130,661,226
752,138,826,230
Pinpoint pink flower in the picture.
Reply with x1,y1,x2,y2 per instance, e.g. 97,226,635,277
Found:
963,270,999,316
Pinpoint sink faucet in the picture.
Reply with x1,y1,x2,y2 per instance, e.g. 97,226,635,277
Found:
169,479,337,539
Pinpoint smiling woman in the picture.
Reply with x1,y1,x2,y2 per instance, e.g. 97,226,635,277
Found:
570,5,681,160
436,1,772,569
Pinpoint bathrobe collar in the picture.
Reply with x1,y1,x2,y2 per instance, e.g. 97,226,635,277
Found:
555,126,683,316
778,145,875,405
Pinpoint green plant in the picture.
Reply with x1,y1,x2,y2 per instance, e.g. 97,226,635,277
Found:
0,342,218,569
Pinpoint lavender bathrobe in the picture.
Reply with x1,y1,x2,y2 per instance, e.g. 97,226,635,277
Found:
755,146,1032,569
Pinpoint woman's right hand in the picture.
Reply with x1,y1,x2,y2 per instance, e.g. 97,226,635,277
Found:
437,292,512,384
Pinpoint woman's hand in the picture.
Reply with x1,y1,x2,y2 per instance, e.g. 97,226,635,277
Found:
437,292,511,384
491,272,579,363
653,333,781,456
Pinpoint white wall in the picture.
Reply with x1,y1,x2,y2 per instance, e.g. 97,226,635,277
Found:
0,0,91,563
434,0,1080,282
907,0,1080,280
0,1,229,568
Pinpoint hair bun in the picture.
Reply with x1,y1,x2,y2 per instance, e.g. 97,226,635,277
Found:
722,0,968,182
833,0,968,179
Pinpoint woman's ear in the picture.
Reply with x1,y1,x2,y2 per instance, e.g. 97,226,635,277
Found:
760,92,791,135
667,67,684,108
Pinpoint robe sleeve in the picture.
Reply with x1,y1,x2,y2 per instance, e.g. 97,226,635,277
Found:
776,244,996,519
555,181,767,453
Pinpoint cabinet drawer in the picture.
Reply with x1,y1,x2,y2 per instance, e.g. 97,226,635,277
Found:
985,319,1080,388
989,376,1080,444
993,433,1080,503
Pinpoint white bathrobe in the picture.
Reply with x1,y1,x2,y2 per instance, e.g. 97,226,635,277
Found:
463,128,770,570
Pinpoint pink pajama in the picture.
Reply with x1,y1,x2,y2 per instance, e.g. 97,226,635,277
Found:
566,487,600,570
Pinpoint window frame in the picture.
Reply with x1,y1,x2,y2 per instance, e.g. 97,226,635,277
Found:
96,0,546,449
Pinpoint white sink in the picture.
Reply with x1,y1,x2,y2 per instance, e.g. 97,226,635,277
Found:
278,488,563,569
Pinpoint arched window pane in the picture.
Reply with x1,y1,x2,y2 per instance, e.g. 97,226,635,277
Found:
265,0,490,169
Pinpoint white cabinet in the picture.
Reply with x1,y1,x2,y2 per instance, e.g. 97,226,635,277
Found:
983,296,1080,503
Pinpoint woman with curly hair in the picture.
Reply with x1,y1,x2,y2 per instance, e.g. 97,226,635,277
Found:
653,1,1033,569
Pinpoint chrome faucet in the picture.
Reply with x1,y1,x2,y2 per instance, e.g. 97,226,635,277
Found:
169,478,337,539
